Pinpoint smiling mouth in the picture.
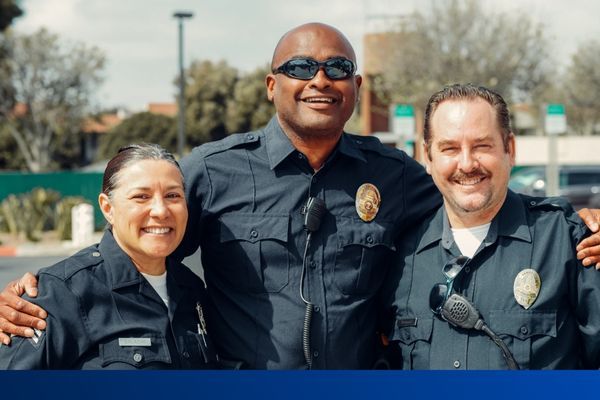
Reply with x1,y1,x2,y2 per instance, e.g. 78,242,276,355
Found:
142,227,172,234
302,97,337,104
454,176,487,186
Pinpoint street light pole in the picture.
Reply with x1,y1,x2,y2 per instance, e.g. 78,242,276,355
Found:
173,11,193,158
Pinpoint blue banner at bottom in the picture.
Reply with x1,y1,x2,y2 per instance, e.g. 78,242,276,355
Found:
0,370,597,399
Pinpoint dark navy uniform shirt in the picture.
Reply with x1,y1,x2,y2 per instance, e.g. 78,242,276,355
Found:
174,117,441,369
387,190,600,369
0,231,217,369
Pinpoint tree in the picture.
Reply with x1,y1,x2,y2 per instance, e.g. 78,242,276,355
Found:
184,60,238,146
97,112,177,160
563,40,600,135
0,28,105,172
370,0,554,111
225,64,275,133
0,0,22,32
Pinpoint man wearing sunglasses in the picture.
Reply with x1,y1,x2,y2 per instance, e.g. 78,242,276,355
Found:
2,26,600,370
384,84,600,369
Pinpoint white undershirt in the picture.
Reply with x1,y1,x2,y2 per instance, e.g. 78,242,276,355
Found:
451,223,491,258
141,271,169,309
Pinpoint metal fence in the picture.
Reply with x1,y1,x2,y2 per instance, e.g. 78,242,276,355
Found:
0,171,104,228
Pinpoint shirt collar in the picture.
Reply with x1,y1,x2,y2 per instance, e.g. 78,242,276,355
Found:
98,230,195,290
265,116,366,170
416,189,532,254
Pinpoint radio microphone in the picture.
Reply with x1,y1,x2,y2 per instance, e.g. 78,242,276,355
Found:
441,293,520,370
300,196,327,369
303,197,326,233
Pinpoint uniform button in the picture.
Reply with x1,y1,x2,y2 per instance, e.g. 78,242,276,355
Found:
465,266,471,273
366,235,373,244
246,134,254,140
92,251,100,257
520,326,529,335
453,360,460,368
133,353,143,363
314,306,320,313
250,230,258,238
297,153,304,159
313,350,319,358
182,351,190,359
529,201,537,206
310,260,317,269
355,140,363,145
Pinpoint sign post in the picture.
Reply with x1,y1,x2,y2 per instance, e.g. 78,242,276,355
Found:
390,104,416,156
544,104,566,197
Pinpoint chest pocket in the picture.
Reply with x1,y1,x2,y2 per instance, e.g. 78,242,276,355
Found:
218,213,290,293
488,310,557,369
392,317,433,370
100,336,171,369
334,218,396,295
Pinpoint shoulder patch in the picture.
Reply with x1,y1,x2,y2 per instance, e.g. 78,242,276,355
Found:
345,133,406,161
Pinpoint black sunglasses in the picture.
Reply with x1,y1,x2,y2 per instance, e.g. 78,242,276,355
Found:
429,256,470,315
272,57,356,80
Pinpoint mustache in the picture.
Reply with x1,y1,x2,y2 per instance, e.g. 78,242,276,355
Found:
451,170,489,181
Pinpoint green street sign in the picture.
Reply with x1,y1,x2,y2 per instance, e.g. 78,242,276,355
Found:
394,104,414,117
546,104,565,115
545,103,566,135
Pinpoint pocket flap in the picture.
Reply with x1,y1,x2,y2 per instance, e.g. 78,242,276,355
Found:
391,316,433,345
219,213,289,244
336,218,396,250
489,310,557,339
100,336,171,367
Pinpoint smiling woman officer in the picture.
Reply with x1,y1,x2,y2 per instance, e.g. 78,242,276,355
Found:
0,144,218,369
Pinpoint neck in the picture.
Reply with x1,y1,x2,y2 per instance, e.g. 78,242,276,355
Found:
278,117,342,172
131,257,167,276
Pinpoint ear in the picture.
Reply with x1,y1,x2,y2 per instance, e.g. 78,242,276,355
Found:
354,74,362,91
98,193,114,224
422,141,432,175
507,133,516,167
265,74,276,102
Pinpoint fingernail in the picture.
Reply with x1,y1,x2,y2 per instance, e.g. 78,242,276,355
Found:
24,328,34,337
36,320,46,330
583,259,591,267
596,263,600,271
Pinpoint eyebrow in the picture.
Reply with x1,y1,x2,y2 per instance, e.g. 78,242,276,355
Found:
125,184,184,193
436,136,493,147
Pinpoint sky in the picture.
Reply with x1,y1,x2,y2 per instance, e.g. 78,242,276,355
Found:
12,0,600,112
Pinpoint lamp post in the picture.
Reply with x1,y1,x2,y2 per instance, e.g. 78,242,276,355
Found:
173,11,193,158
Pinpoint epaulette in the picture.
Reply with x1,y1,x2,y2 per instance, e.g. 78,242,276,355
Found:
345,133,406,161
193,130,262,158
39,245,104,281
522,195,572,211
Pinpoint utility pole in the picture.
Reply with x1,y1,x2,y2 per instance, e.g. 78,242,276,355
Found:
173,11,193,158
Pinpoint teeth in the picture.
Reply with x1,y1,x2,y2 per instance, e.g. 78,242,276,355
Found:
457,177,484,185
143,227,171,234
304,97,334,103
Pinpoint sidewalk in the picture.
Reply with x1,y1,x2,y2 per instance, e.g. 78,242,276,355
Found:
0,232,103,257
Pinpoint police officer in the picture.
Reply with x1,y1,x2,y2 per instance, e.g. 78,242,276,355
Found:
3,25,600,370
386,84,600,369
0,145,218,369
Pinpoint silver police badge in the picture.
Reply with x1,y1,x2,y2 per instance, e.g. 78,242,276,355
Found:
355,183,381,222
513,269,541,309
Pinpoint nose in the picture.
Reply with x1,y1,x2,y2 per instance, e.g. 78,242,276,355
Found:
308,68,332,89
149,196,168,218
458,148,479,173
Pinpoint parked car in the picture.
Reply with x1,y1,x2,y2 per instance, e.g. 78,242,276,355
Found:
509,165,600,210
